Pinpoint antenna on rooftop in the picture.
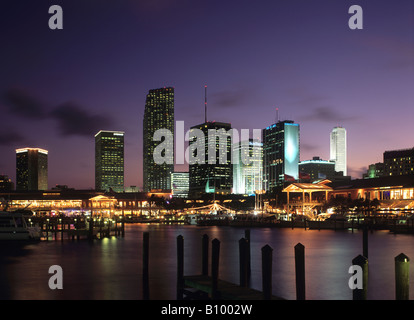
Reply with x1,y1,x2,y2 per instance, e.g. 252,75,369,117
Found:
276,107,279,123
204,85,207,123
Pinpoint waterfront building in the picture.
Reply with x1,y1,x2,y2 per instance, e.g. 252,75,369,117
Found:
299,157,336,182
0,189,170,217
330,127,347,176
143,87,174,192
329,175,414,211
16,148,48,191
232,139,263,195
283,180,332,216
188,121,233,198
171,172,189,198
262,120,300,191
95,130,125,192
383,147,414,176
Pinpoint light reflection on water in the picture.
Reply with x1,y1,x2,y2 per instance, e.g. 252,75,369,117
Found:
1,224,413,300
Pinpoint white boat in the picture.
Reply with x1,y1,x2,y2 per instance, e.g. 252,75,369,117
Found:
185,214,200,225
0,211,41,240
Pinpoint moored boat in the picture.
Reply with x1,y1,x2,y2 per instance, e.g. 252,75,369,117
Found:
0,211,41,240
307,214,352,230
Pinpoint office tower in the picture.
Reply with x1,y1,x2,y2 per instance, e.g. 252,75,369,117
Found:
95,130,125,192
262,120,300,191
330,127,347,176
171,172,189,198
383,148,414,176
233,139,263,195
16,148,48,191
143,87,174,192
188,121,233,198
299,157,336,181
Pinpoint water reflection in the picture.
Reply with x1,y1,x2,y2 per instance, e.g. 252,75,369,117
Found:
0,225,413,300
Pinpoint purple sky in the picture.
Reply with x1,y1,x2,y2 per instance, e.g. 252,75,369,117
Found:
0,0,413,190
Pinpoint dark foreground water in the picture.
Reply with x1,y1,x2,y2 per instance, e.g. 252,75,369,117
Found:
1,223,413,300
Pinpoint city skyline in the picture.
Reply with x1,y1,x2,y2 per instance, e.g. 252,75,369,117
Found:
0,1,413,190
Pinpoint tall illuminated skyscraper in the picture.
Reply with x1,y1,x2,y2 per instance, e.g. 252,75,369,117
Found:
143,87,174,192
16,148,48,191
330,126,347,176
188,121,233,198
262,120,300,191
95,130,125,192
233,139,263,195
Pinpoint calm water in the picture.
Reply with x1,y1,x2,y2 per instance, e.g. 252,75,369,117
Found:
1,223,413,300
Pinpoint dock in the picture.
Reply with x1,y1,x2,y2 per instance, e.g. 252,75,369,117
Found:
28,216,125,241
183,275,283,300
175,234,285,300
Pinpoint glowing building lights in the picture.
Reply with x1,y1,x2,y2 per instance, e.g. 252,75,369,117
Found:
95,130,125,192
16,147,48,191
330,127,347,176
263,120,300,191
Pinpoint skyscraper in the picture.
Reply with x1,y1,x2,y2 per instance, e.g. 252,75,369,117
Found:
95,130,125,192
16,148,48,191
233,139,263,195
330,126,347,176
143,87,174,192
262,120,300,191
171,172,189,198
188,121,233,198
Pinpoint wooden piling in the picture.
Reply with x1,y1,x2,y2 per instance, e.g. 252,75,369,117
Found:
211,238,220,299
177,235,184,300
395,253,410,300
295,243,306,300
244,229,251,278
363,225,368,258
143,232,149,300
352,255,368,300
88,218,94,240
202,234,209,276
239,238,248,287
261,244,273,300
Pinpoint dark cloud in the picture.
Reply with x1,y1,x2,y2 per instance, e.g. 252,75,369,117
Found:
301,106,357,123
0,129,26,146
49,102,114,137
2,88,46,119
2,88,116,138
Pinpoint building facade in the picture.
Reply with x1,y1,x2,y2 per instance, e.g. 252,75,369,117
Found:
95,130,125,192
171,172,189,198
383,148,414,177
143,87,174,192
188,121,233,198
299,157,336,182
262,120,300,191
16,148,48,191
330,126,347,176
233,139,263,195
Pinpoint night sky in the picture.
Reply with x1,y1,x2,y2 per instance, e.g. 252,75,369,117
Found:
0,0,413,190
